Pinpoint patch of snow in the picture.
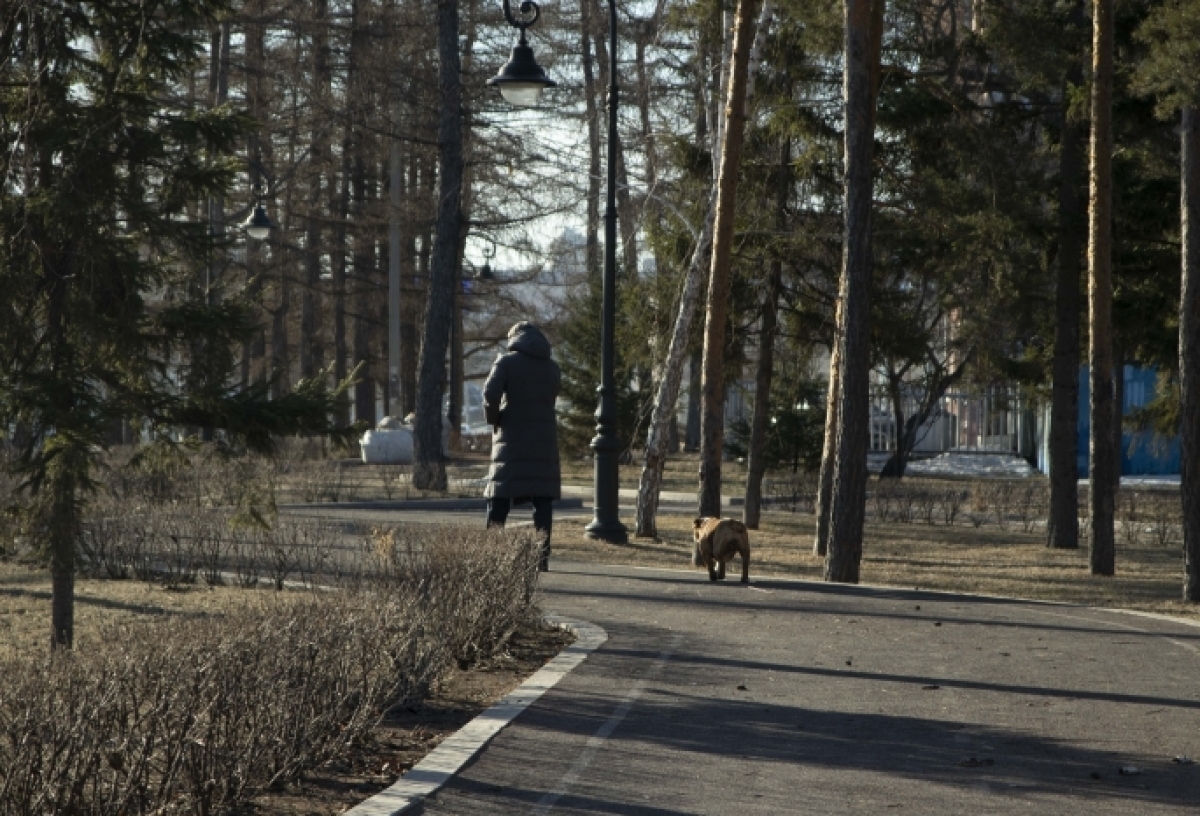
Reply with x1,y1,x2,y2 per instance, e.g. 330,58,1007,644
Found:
902,452,1037,479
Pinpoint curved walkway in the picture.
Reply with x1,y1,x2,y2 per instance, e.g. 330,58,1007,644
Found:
383,560,1199,815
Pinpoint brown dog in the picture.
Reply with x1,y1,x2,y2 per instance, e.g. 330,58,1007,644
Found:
692,517,750,583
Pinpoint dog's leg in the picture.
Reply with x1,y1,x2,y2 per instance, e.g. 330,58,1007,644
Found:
708,562,719,582
740,548,749,584
716,560,726,580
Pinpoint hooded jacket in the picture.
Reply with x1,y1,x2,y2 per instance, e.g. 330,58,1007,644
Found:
482,322,561,499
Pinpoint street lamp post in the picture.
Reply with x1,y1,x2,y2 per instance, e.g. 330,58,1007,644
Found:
490,0,626,542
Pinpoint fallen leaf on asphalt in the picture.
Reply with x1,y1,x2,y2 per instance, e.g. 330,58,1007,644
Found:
1171,756,1194,765
846,660,853,666
922,684,940,690
1119,766,1142,776
935,622,942,627
960,757,994,768
1090,772,1102,780
737,684,747,691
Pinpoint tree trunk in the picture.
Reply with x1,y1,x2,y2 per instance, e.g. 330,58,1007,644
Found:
301,1,331,382
44,250,80,649
1047,69,1085,550
743,1,775,113
242,12,267,389
1087,0,1115,577
388,131,403,414
331,136,351,428
635,195,717,536
271,244,290,398
352,147,375,425
400,154,424,416
743,137,788,530
885,375,907,477
1181,106,1200,602
413,0,465,491
686,349,702,450
581,0,602,279
824,0,882,584
813,315,841,557
449,252,464,449
448,0,479,450
814,0,883,560
47,464,80,650
698,0,758,519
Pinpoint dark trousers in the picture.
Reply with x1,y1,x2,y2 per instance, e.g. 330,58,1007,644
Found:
487,496,553,550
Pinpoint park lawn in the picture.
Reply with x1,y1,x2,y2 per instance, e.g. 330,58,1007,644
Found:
550,509,1200,625
0,561,274,661
557,453,714,493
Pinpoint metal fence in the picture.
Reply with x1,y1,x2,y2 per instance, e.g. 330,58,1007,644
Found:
869,386,1036,457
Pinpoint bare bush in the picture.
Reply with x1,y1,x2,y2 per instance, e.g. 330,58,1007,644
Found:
0,527,544,815
1147,493,1180,549
872,481,895,522
379,464,411,500
295,459,349,504
917,486,938,525
1016,484,1045,534
763,472,817,514
1118,490,1143,548
941,489,965,526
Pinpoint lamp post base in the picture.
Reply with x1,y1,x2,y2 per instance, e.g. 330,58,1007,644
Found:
584,517,628,543
587,439,628,543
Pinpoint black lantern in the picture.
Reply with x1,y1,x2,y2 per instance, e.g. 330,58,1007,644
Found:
242,200,274,241
241,177,275,241
476,240,497,281
488,1,556,107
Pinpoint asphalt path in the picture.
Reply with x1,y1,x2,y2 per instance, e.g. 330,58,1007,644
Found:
278,502,1200,814
416,561,1200,815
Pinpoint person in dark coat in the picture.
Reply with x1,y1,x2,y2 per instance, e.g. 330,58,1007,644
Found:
483,321,561,570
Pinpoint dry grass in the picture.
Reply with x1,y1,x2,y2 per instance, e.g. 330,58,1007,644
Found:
558,454,712,493
550,509,1200,625
0,560,268,661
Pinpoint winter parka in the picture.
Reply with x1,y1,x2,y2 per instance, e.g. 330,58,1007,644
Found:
482,323,562,499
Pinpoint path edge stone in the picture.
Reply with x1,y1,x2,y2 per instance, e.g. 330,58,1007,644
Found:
343,615,608,816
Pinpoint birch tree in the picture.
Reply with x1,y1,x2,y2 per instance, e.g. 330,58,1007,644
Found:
636,0,773,536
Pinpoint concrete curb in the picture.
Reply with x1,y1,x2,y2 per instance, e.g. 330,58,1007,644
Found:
343,615,608,816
